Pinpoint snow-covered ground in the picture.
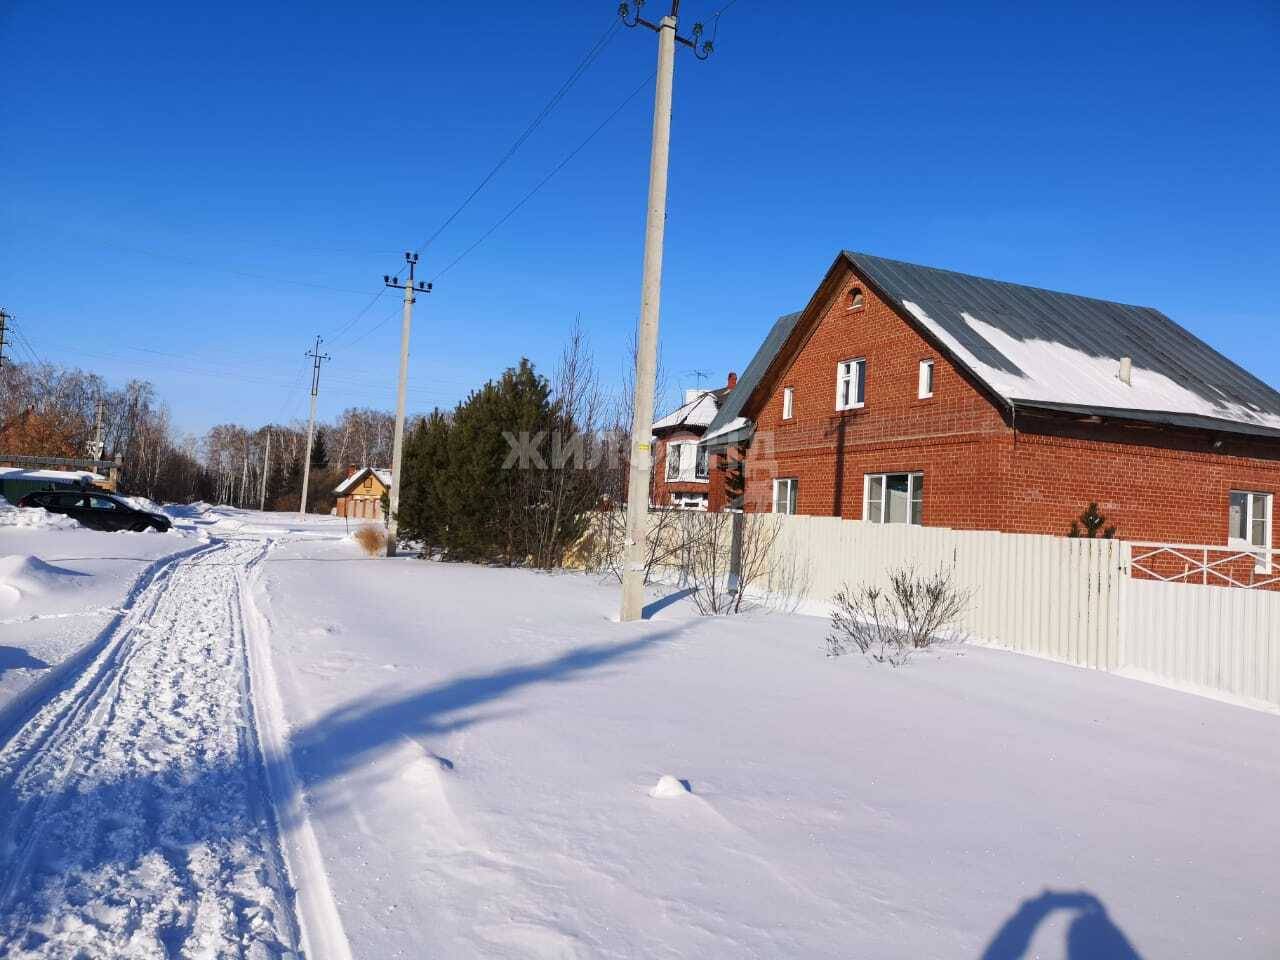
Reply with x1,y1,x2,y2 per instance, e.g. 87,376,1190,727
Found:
255,527,1280,959
2,505,1278,958
0,501,204,728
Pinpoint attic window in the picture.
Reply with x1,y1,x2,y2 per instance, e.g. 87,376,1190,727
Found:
848,287,865,311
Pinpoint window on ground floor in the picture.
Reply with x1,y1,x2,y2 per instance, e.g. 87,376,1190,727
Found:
772,478,798,515
1229,490,1272,571
671,492,708,511
864,472,924,525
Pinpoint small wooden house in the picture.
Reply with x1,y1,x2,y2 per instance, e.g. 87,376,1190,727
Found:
333,466,391,520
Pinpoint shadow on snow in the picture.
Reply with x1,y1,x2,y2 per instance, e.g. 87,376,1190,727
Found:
981,889,1142,959
0,624,684,950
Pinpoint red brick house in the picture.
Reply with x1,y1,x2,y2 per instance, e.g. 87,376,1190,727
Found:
700,251,1280,561
651,373,737,511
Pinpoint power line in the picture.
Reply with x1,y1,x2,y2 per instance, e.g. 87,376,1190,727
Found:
430,71,655,284
9,320,44,367
412,15,623,256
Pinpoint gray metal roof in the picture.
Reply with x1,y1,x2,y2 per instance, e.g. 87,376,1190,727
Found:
844,251,1280,435
703,310,802,439
710,252,1280,441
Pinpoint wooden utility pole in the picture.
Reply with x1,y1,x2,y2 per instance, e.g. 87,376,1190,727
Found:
382,254,431,556
618,0,712,621
298,336,330,520
260,430,271,511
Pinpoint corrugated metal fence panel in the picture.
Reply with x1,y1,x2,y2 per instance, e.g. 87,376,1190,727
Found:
1119,577,1280,708
641,510,1275,710
755,515,1121,670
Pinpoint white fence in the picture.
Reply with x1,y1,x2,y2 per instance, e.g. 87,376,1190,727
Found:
1119,578,1280,710
647,512,1279,712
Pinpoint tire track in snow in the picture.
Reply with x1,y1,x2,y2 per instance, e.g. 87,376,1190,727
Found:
0,538,304,958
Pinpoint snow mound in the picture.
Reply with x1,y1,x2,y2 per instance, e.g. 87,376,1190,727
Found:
0,554,88,607
0,554,89,591
649,774,691,799
0,503,81,530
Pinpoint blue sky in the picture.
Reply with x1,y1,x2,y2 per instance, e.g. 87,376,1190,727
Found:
2,0,1277,433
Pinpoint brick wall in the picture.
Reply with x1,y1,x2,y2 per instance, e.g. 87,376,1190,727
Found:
739,260,1280,550
652,428,715,509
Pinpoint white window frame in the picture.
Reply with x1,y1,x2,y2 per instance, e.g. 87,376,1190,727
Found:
665,441,682,481
918,359,934,399
863,472,924,526
782,386,794,420
694,443,709,480
836,358,866,411
666,440,708,484
772,477,798,515
1229,490,1273,573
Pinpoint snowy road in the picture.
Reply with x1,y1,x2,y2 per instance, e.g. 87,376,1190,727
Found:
0,537,302,958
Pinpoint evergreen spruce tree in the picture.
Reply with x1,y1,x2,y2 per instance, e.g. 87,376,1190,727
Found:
310,430,330,469
264,454,289,509
398,410,452,551
278,455,303,511
1068,502,1116,539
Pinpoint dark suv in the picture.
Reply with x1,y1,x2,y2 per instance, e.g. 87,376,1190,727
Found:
17,490,173,533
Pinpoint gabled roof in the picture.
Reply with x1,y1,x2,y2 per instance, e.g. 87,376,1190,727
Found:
652,391,721,433
702,311,802,440
846,251,1280,436
334,466,392,495
707,252,1280,441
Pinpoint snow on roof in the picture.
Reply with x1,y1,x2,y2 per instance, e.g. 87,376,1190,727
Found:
0,466,104,483
902,300,1280,435
700,416,753,445
651,391,721,433
844,250,1280,436
334,467,392,495
708,252,1280,440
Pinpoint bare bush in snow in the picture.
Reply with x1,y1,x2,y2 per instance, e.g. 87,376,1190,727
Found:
353,524,388,557
827,565,970,665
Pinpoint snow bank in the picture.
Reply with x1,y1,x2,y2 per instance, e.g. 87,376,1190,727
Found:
0,555,88,609
0,502,80,530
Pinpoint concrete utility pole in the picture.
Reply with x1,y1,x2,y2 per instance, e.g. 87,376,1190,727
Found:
86,397,105,460
383,253,432,556
298,336,330,520
260,430,271,511
618,1,713,621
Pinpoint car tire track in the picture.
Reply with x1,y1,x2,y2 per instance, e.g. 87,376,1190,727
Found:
0,537,304,959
